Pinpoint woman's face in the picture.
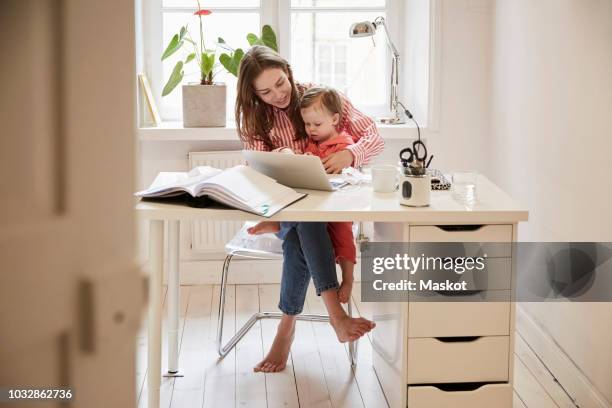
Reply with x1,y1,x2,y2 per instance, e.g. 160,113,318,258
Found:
252,68,293,109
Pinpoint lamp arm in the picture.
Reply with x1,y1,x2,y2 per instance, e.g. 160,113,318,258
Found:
373,16,401,117
374,16,400,59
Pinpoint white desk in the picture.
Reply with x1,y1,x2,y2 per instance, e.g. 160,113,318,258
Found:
136,175,527,408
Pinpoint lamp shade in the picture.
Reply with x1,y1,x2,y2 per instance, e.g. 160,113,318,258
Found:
349,21,376,38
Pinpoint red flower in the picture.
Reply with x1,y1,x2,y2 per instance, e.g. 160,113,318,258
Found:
194,9,211,16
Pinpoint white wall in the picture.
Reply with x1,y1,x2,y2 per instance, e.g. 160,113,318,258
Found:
490,0,612,403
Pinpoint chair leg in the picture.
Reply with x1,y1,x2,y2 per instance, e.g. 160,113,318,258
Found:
347,300,357,367
216,254,233,357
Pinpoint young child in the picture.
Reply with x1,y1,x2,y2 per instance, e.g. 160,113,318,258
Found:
248,86,357,303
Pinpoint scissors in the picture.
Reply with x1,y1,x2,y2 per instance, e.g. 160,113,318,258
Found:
399,140,429,167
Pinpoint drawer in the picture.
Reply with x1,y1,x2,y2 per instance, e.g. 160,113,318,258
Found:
416,257,512,291
407,383,513,408
407,336,509,384
409,225,512,257
408,296,511,338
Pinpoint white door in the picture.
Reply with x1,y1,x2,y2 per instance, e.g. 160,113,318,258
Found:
0,1,142,407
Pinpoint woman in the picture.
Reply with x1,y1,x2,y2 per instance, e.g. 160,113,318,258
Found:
236,45,384,373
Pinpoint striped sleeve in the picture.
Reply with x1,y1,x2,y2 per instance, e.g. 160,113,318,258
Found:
242,135,271,152
339,94,385,167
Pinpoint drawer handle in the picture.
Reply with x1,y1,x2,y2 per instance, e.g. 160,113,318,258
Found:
436,225,484,232
435,336,481,343
418,382,503,392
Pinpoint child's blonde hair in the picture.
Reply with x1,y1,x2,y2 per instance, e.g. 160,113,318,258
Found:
299,86,343,123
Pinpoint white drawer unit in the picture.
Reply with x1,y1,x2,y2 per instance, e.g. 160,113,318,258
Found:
407,383,513,408
406,336,510,384
371,218,525,408
408,296,511,338
409,224,513,257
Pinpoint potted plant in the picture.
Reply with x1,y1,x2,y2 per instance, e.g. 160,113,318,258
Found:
161,2,225,127
218,25,278,77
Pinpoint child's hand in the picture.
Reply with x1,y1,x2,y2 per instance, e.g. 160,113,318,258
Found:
278,147,294,154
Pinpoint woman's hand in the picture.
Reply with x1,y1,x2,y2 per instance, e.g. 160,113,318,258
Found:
322,150,354,174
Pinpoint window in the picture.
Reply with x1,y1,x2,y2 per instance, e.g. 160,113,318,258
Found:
155,1,261,121
143,0,403,122
290,0,391,115
315,43,348,94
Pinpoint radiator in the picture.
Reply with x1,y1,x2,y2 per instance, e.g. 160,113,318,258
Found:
188,151,246,254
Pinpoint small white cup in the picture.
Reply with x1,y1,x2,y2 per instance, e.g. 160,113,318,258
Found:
371,165,398,193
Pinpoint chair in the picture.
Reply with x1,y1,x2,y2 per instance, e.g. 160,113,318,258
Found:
216,222,358,366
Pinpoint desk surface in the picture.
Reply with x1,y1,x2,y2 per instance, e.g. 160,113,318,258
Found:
135,175,528,224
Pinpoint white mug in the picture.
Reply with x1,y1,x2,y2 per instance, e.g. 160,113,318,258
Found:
371,165,398,193
399,173,430,207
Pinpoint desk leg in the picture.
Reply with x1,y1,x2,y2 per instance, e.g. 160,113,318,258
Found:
167,220,180,374
148,220,164,408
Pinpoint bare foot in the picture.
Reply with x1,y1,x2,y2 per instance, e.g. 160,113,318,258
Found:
247,221,281,235
329,315,375,343
337,278,353,304
254,318,295,373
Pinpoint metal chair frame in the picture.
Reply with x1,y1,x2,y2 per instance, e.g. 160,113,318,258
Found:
216,249,357,367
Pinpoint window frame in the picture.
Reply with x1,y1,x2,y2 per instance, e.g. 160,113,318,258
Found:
139,0,436,128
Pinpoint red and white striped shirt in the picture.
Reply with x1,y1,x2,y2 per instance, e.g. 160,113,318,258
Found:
241,84,384,167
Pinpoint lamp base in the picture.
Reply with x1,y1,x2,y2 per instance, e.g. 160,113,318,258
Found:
377,116,406,125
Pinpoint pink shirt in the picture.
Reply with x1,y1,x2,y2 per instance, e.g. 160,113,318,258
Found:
241,84,384,167
304,132,355,159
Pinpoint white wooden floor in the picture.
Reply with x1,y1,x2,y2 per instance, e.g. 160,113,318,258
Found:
136,283,576,408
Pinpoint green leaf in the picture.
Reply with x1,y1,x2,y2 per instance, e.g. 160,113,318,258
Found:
161,34,183,60
183,37,196,46
261,25,278,51
246,33,260,46
185,53,196,64
162,61,184,97
201,52,215,77
217,37,226,44
219,48,244,77
179,26,187,40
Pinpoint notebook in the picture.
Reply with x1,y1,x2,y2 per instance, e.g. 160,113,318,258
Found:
135,165,306,217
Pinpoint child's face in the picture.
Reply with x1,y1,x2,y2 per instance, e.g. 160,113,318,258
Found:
300,104,340,142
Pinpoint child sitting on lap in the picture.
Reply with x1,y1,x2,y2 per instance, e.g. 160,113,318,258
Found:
248,86,357,303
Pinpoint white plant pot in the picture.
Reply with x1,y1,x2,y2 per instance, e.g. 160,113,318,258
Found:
182,83,226,127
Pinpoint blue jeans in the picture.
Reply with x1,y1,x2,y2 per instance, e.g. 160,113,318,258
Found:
276,222,339,315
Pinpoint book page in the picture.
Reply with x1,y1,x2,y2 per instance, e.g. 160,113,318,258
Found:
199,165,285,203
198,165,306,217
135,166,222,197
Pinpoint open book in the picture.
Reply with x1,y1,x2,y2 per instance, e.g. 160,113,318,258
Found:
135,165,306,217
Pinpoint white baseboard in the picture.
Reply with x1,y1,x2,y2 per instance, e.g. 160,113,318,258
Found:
516,305,611,408
140,258,363,285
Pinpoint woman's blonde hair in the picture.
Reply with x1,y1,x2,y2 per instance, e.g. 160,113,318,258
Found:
235,45,307,148
299,86,343,124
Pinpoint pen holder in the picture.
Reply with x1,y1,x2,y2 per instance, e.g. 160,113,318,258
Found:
399,169,430,207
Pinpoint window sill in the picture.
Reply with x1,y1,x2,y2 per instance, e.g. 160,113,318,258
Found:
138,120,430,142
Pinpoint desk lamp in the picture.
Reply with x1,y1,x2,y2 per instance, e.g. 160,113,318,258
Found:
349,16,404,124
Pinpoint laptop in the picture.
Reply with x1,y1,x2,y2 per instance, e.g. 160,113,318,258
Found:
242,150,347,191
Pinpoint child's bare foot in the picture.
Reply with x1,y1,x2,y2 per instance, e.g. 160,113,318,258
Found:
254,317,295,373
247,221,280,235
337,278,353,304
329,315,375,343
